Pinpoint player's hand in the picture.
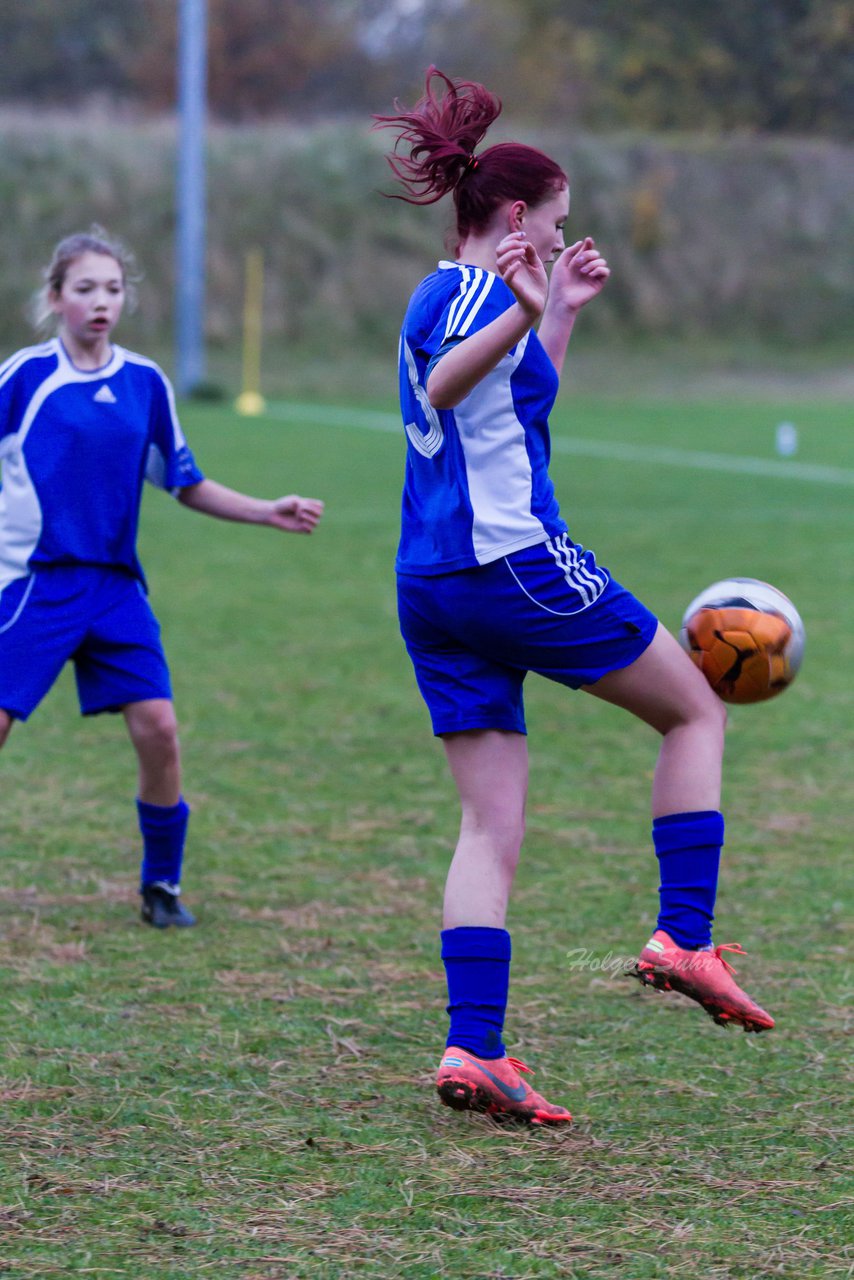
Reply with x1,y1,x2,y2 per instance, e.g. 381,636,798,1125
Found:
266,495,325,533
496,231,549,320
549,237,610,312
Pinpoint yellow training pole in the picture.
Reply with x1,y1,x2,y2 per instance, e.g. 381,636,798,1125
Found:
235,247,266,416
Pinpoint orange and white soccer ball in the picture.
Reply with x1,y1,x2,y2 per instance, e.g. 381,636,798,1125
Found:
679,578,805,704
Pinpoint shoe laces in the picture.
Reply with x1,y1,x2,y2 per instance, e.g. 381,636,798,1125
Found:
506,1057,533,1075
711,942,747,976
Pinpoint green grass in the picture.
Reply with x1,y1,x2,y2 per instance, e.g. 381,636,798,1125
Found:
0,392,852,1278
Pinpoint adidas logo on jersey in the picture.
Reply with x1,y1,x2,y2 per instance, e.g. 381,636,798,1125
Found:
93,384,117,404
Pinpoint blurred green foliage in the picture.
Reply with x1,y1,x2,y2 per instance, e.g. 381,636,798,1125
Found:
0,117,851,366
0,0,851,137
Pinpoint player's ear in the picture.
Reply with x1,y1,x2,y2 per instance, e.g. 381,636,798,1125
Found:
508,201,527,232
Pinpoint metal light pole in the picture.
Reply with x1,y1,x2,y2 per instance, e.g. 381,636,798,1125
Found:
175,0,207,396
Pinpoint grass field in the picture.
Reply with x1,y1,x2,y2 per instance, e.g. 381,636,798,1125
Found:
1,390,852,1278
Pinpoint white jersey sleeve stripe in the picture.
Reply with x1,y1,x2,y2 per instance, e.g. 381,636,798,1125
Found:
445,267,496,338
0,343,54,393
455,270,495,336
445,266,473,335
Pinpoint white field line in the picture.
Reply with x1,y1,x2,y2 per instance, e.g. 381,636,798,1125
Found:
264,400,854,488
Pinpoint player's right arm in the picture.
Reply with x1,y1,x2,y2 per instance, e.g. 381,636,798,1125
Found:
426,233,547,410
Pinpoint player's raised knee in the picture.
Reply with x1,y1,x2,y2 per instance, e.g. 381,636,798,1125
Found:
127,700,180,754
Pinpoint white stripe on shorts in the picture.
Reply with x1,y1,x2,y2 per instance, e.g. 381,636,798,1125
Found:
546,534,609,608
0,573,36,635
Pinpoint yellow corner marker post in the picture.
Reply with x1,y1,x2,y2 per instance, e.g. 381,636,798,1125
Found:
235,247,267,416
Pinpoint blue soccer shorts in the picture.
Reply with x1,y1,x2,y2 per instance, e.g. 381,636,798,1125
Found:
397,534,658,736
0,566,173,721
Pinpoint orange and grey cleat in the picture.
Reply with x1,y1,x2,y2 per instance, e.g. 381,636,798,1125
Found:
631,929,775,1032
436,1046,572,1125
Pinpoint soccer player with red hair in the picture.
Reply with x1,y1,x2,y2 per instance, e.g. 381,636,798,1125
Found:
376,69,774,1126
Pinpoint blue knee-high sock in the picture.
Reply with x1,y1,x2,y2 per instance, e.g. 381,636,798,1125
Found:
137,797,190,889
441,926,511,1060
653,810,724,949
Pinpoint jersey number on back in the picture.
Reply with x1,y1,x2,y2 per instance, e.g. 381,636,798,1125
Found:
402,339,444,459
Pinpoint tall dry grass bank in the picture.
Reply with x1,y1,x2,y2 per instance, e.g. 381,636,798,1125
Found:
0,110,851,396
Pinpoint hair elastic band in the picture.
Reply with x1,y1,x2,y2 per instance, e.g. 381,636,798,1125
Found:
463,153,479,173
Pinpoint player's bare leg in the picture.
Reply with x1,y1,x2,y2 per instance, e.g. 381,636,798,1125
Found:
583,623,773,1031
582,623,725,816
123,699,195,928
441,729,528,929
123,698,182,806
435,730,571,1122
0,709,13,750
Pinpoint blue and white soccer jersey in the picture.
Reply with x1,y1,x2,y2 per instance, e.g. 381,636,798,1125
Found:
396,262,658,735
397,261,567,574
0,339,204,719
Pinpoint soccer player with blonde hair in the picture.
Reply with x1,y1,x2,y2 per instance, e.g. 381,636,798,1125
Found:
0,227,323,926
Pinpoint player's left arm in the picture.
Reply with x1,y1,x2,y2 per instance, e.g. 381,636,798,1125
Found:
178,479,324,534
537,237,610,377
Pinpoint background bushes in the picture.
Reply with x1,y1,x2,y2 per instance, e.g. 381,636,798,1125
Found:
2,113,851,374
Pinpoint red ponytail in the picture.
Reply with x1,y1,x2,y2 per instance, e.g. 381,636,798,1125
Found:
374,67,567,244
373,67,500,205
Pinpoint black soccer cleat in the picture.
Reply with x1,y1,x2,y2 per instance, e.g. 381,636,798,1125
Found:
140,882,197,929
